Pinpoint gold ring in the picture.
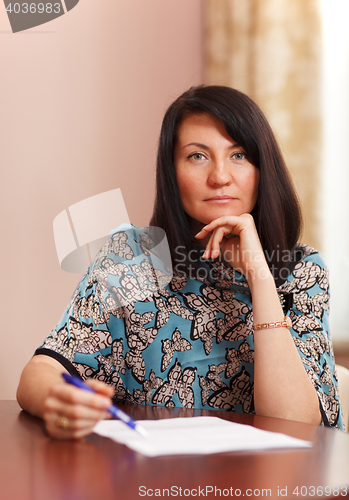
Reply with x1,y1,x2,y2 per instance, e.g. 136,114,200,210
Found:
56,415,70,430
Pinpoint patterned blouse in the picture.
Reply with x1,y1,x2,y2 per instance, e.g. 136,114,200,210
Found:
35,224,344,430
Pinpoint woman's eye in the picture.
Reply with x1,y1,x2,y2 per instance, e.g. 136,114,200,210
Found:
232,152,246,160
188,153,206,160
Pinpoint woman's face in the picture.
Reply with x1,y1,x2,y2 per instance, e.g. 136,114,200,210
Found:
174,112,260,227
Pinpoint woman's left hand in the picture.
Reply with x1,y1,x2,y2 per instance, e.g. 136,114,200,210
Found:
195,214,269,281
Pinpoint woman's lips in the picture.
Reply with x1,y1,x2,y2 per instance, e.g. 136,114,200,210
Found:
204,196,236,204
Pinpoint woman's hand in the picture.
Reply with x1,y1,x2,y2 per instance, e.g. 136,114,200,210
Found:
17,355,115,440
195,213,269,281
43,378,114,440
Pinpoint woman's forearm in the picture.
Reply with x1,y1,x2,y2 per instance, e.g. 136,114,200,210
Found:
249,269,321,424
196,215,322,424
16,355,67,418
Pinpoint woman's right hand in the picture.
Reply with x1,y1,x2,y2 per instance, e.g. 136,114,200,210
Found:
43,378,114,439
195,213,269,282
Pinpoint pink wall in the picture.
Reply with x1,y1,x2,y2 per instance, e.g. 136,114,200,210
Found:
0,0,203,399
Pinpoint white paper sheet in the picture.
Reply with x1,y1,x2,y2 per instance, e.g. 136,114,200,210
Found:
93,416,312,457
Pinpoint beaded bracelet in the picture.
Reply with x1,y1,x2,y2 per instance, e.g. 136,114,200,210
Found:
253,316,292,331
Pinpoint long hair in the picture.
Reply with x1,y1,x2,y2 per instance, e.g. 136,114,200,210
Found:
150,85,302,280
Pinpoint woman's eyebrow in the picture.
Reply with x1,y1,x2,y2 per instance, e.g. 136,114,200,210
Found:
182,142,209,150
182,142,239,150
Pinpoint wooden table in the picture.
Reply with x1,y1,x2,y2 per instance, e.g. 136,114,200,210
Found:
1,401,348,500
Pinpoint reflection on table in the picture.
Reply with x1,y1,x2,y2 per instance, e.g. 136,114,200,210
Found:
1,401,348,500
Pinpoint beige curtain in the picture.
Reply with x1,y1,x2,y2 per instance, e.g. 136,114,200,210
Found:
204,0,322,251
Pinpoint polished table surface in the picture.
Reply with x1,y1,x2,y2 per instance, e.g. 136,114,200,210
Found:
1,401,349,500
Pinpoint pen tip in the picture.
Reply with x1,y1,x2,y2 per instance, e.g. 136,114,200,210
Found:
137,425,149,438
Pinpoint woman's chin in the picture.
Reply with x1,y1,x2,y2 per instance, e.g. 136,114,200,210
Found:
204,209,243,224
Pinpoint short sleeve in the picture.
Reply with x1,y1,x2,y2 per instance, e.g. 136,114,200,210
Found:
281,247,344,430
35,263,112,371
35,223,171,403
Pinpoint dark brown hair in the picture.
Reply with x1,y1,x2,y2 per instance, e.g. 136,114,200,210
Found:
150,85,302,280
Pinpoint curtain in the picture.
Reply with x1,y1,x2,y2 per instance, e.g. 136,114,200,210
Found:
204,0,322,251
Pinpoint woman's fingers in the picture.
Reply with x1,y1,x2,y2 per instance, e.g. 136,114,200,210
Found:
85,378,115,398
45,402,111,439
43,380,113,439
45,395,110,422
196,215,244,237
197,220,237,260
203,227,230,259
195,214,264,273
48,382,112,409
45,411,106,440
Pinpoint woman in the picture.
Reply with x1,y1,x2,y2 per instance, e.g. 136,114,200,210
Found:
17,86,344,438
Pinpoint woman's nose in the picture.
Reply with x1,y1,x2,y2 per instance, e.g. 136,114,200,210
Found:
207,161,232,186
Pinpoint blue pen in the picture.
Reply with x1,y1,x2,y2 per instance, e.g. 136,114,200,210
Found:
62,373,148,437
